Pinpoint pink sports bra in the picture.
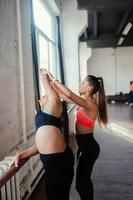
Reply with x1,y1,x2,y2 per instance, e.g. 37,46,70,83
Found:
75,107,95,128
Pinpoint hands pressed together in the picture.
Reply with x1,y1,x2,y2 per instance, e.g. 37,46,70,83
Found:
40,68,54,81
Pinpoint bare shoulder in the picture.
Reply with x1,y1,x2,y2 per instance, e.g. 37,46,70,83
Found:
86,98,98,112
83,100,98,120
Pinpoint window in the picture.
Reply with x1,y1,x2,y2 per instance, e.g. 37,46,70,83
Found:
32,0,57,96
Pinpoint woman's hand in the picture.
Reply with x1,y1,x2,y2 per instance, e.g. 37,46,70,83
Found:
40,68,54,81
40,68,48,77
9,146,39,169
9,153,26,168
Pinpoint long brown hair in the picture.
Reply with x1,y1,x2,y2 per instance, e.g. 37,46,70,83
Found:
61,101,69,145
86,75,108,126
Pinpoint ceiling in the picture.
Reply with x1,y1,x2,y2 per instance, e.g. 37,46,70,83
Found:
77,0,133,48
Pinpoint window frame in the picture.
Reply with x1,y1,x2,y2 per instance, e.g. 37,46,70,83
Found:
33,0,58,96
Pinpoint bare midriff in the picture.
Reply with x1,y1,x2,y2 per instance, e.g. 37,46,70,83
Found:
35,126,66,154
75,124,94,135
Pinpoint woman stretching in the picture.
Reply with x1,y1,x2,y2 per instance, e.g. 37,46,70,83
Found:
10,69,74,200
45,69,108,200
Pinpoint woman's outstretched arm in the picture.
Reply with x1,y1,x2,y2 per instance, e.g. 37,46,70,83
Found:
40,69,59,101
18,145,39,159
50,82,74,104
9,145,39,168
42,68,96,110
48,73,89,109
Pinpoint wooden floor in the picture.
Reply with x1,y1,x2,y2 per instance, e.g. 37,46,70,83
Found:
29,103,133,200
92,128,133,200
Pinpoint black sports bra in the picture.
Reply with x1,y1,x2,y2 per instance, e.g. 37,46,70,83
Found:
35,110,62,131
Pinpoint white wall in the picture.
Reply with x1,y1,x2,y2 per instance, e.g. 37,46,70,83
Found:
116,47,133,93
54,0,61,12
47,0,61,15
60,0,87,93
0,0,44,198
0,0,36,160
87,47,133,95
0,0,20,156
79,42,92,81
87,48,116,95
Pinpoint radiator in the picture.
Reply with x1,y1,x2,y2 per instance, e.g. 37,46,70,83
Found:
0,157,20,200
0,156,44,200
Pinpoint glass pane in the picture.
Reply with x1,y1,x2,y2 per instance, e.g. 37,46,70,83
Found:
38,34,49,69
33,0,54,41
49,43,56,77
38,34,49,96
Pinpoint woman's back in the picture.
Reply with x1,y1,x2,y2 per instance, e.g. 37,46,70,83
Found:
35,97,66,154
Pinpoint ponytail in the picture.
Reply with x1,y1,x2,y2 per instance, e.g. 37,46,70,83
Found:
86,75,108,127
97,78,108,126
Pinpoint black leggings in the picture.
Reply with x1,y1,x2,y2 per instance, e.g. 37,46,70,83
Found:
76,133,100,200
40,146,74,200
